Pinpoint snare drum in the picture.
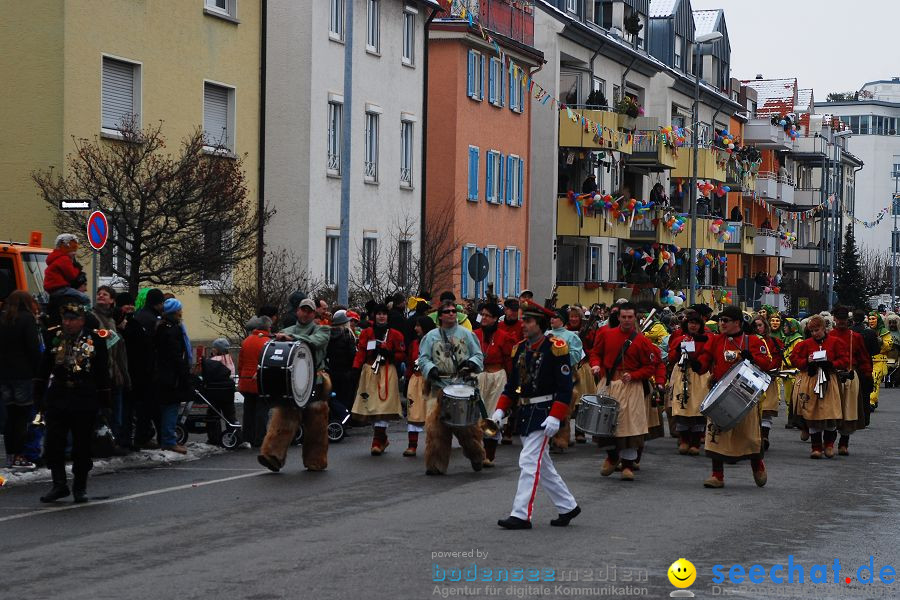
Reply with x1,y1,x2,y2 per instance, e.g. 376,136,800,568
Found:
574,395,619,437
257,341,316,408
440,383,480,428
700,360,770,431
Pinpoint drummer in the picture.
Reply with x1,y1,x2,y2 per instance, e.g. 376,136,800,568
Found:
751,316,783,451
830,306,872,456
491,300,580,530
417,300,486,475
790,315,850,459
474,302,514,467
350,303,407,456
666,309,710,456
696,305,775,489
588,302,659,481
547,307,586,452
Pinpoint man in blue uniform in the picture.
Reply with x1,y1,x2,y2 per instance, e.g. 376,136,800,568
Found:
491,301,580,530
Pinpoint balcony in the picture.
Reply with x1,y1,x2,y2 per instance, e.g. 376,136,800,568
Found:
724,222,754,255
554,285,619,308
784,247,819,270
627,130,678,171
556,195,631,239
755,173,778,200
558,108,621,151
791,135,828,160
671,148,727,182
777,180,794,205
743,119,794,151
793,187,823,207
682,217,726,251
753,232,779,257
436,0,534,46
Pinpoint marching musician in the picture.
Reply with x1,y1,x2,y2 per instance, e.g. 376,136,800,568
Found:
569,305,596,444
547,308,586,452
37,303,110,503
258,299,331,472
790,315,850,459
474,303,514,467
350,303,406,456
696,305,775,489
752,316,783,451
492,301,580,530
403,316,437,457
588,302,659,481
666,310,710,456
418,300,486,475
831,306,872,456
866,311,891,411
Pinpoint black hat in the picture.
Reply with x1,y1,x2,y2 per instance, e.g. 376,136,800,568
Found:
504,298,520,310
520,299,554,321
288,290,307,309
719,305,744,322
115,292,135,308
371,303,389,316
145,288,165,308
478,303,502,319
60,302,87,318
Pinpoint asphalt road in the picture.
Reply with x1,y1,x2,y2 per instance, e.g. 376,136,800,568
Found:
2,391,900,600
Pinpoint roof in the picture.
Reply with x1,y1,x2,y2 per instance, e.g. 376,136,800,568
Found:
649,0,679,18
692,9,720,36
741,77,797,116
795,88,813,112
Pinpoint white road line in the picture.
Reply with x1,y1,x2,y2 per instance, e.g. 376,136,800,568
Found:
0,471,266,524
169,467,261,472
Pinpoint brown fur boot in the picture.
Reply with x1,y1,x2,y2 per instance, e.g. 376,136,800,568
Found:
424,402,452,475
300,400,329,471
455,423,486,472
259,405,301,472
483,438,498,467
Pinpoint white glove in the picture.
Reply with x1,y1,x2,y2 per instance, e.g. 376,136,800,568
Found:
541,416,561,438
490,409,505,425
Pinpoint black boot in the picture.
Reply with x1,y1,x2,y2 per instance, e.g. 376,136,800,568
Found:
73,471,89,504
40,466,70,503
761,426,770,451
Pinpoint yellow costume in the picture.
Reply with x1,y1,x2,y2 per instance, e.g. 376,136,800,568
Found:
868,313,891,409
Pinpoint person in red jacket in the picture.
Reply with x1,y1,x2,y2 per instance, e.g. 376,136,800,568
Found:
43,234,90,315
666,310,710,455
696,305,775,489
751,316,784,451
588,302,659,481
474,302,514,467
790,314,850,459
350,303,406,455
831,306,873,455
237,316,274,447
403,316,436,457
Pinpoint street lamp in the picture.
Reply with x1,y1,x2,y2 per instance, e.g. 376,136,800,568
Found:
688,31,723,306
892,173,900,311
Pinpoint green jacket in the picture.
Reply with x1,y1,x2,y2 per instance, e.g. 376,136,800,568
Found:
279,320,331,371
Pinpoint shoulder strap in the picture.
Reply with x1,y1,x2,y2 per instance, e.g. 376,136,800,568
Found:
607,329,638,387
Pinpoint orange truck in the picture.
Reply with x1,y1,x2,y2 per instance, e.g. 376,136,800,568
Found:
0,232,51,304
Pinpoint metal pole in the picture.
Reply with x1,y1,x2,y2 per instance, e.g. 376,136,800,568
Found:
688,42,701,306
337,0,354,306
893,175,899,311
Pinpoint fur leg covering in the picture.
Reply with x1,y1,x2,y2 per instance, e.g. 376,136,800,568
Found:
259,405,301,471
301,400,329,471
424,401,452,474
553,418,571,449
454,423,486,470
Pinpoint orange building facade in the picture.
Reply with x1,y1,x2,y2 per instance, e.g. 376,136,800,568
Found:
426,2,542,300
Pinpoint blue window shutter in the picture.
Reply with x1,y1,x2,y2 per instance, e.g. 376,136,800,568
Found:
474,148,480,200
499,60,504,107
467,147,476,200
485,152,494,202
502,249,509,296
518,157,525,207
498,153,505,205
508,69,515,111
467,51,474,98
519,79,526,113
488,61,495,104
461,246,470,298
515,250,521,295
481,55,486,101
506,156,514,205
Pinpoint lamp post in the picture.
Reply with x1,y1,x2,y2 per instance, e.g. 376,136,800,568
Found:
893,173,900,311
688,31,723,306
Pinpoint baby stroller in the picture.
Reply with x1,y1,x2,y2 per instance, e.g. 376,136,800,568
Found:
294,392,351,445
175,366,242,449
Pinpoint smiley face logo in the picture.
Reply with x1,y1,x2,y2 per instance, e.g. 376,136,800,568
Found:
668,558,696,589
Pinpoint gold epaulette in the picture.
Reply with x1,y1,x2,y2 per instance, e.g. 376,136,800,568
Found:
511,340,523,357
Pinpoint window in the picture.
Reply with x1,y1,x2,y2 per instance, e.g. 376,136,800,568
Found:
461,245,476,299
329,0,344,40
325,233,340,284
466,50,484,100
509,67,524,113
203,82,234,151
747,99,757,118
502,249,511,297
560,71,582,106
609,251,617,282
859,115,869,135
467,146,480,201
99,221,130,281
506,155,524,207
402,7,415,65
488,58,503,106
398,239,413,290
613,85,620,104
102,57,140,132
486,150,503,203
514,248,521,295
364,111,379,182
205,0,236,18
366,0,380,53
400,119,413,187
674,35,683,69
327,99,342,174
591,77,606,106
587,245,601,282
363,235,378,285
201,225,229,282
488,247,501,295
566,0,579,14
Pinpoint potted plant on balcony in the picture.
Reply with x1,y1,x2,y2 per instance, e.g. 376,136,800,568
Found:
615,96,643,131
583,281,600,290
586,89,608,110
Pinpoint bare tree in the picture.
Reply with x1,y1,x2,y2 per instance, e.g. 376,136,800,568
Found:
349,214,419,305
860,247,893,297
418,206,461,298
32,120,271,296
206,248,325,340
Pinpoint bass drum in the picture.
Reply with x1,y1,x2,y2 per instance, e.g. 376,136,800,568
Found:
258,341,316,409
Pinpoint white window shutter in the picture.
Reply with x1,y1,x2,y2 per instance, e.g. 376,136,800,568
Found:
102,58,134,130
204,84,229,146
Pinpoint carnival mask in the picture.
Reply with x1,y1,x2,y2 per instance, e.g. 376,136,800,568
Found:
770,316,781,331
868,315,878,329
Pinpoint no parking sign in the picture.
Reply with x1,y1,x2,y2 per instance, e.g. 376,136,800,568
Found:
87,210,109,251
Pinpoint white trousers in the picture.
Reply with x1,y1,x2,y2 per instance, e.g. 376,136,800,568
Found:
510,430,578,521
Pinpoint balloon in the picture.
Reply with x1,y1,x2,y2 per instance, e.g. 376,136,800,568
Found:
779,119,787,126
673,297,684,306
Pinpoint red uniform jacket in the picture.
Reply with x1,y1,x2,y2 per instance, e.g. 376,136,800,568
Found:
497,318,524,344
760,336,784,372
697,332,776,382
43,248,81,291
353,327,406,369
407,338,421,373
666,330,710,365
474,326,514,372
237,329,273,394
829,328,872,376
588,326,658,381
790,334,850,372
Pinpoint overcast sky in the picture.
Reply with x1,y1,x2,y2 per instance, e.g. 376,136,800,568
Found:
691,0,898,98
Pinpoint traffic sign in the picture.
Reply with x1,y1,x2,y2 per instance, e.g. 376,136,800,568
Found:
60,199,91,211
467,250,489,282
87,210,109,251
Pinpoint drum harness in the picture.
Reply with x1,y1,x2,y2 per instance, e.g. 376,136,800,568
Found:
440,329,489,421
606,329,637,389
709,334,750,442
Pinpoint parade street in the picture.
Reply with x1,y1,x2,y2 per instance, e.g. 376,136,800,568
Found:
1,395,898,600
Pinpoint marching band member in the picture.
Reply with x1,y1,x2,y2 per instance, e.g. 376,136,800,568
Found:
403,316,436,457
696,305,775,489
589,302,659,481
474,303,514,467
752,316,783,451
790,315,850,460
498,299,524,344
492,301,580,530
867,311,891,411
831,306,872,456
548,308,585,452
418,300,485,475
259,299,331,472
777,317,803,431
666,310,710,456
351,304,406,456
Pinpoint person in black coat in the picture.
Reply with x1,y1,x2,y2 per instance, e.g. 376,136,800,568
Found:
326,310,358,413
123,288,164,448
153,298,191,453
37,302,110,503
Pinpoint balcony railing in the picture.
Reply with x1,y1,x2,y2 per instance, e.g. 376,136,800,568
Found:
327,152,340,173
438,0,534,46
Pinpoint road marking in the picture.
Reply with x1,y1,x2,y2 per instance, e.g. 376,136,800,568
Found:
0,471,266,523
169,467,261,472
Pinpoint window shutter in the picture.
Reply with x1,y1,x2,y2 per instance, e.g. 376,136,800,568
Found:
475,249,484,299
488,61,495,104
467,51,474,98
461,246,470,298
498,153,505,205
519,78,526,114
102,58,134,130
481,55,486,100
515,250,522,295
204,84,229,146
494,248,502,292
485,152,494,203
499,60,504,107
508,69,516,111
518,157,525,206
468,147,478,201
506,156,514,205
